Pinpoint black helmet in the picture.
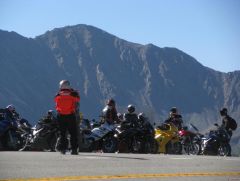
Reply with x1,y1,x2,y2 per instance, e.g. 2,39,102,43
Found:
170,107,178,114
47,110,54,116
117,113,123,120
47,110,56,118
127,104,135,113
220,108,228,116
107,98,115,107
138,112,145,120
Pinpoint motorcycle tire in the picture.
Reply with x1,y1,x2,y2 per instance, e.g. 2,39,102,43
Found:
102,136,118,153
166,141,182,154
186,142,201,155
218,143,231,156
131,136,143,153
150,139,159,154
6,130,23,151
48,135,58,152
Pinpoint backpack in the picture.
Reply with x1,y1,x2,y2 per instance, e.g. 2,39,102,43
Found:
228,117,237,131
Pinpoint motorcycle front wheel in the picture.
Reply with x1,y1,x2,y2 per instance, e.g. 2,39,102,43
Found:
102,136,118,153
166,141,182,154
186,142,201,155
218,143,231,156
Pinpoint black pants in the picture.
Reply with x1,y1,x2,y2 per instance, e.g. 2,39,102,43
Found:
58,114,78,151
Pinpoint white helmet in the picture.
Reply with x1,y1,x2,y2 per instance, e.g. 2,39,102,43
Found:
6,104,15,112
59,80,71,89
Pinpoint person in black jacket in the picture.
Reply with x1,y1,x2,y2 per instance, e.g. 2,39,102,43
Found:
165,107,183,130
220,108,235,138
5,105,19,121
121,105,139,129
137,113,154,134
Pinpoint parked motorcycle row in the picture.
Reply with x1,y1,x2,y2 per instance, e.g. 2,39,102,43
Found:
0,112,232,156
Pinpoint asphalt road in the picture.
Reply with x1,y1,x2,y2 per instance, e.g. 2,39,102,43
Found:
0,151,240,181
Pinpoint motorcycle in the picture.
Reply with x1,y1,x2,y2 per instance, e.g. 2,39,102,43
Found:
0,119,23,151
154,123,182,154
200,124,231,156
20,118,59,151
115,125,145,153
77,119,118,153
179,123,202,155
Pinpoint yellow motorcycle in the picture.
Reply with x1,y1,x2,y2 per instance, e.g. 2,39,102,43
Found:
154,123,182,154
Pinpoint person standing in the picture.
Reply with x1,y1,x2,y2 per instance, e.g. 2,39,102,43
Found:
220,108,237,138
55,80,80,155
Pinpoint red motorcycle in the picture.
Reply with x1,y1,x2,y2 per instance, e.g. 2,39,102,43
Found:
179,124,202,155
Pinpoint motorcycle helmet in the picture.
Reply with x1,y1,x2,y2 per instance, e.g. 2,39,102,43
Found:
48,110,53,115
117,113,123,120
127,104,135,113
6,104,15,112
170,107,178,116
59,80,71,89
138,112,145,120
47,109,56,118
170,107,178,114
220,108,228,116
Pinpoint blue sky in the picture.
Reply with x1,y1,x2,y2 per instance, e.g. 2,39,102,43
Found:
0,0,239,72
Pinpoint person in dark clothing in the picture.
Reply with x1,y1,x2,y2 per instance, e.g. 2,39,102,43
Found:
102,98,119,125
137,113,154,134
117,113,124,123
164,107,183,130
121,105,139,129
220,108,235,138
219,107,236,156
55,80,80,155
38,110,57,126
4,105,19,121
137,113,155,153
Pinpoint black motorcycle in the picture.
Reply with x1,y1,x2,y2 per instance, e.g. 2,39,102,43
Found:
20,118,59,151
115,122,146,153
0,119,24,151
199,124,231,156
137,121,156,153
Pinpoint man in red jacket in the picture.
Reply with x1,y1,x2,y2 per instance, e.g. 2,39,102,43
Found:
55,80,80,155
